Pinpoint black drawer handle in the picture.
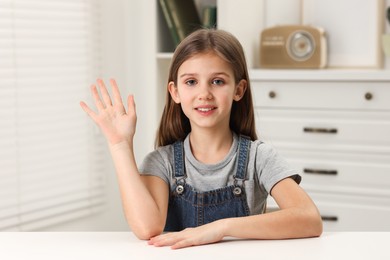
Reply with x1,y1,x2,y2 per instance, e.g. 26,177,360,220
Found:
269,91,276,98
321,215,338,222
303,127,338,134
304,168,338,175
365,92,373,100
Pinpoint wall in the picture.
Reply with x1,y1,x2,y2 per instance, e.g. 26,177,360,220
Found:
42,0,131,231
43,0,161,232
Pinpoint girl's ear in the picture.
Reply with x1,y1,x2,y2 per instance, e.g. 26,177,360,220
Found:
168,81,181,104
233,79,247,101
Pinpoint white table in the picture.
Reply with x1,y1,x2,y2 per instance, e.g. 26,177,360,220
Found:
0,232,388,259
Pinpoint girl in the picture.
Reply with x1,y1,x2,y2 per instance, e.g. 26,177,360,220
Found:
80,28,322,249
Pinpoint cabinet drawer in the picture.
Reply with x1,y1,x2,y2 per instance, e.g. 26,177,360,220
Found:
274,145,390,196
309,192,390,231
290,158,390,196
256,109,390,148
266,192,390,231
252,81,390,110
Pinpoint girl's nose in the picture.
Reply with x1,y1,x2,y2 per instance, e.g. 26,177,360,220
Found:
198,83,213,100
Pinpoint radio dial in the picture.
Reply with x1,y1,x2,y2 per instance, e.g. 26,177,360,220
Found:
287,30,316,62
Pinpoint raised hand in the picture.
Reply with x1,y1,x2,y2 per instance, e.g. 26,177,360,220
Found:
80,79,136,146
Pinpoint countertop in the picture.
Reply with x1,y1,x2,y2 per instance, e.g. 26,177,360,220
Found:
0,232,389,259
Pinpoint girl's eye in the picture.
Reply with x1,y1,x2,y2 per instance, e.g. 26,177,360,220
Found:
185,79,197,86
212,79,225,85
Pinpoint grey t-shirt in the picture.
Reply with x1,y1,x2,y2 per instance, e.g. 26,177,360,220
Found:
139,133,301,215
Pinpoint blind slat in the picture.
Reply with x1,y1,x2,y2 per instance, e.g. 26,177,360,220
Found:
1,195,105,231
21,203,104,231
0,0,104,231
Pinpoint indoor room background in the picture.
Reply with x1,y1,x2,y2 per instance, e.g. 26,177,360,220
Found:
1,0,389,232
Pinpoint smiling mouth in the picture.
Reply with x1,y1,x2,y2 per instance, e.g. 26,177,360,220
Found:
195,107,216,112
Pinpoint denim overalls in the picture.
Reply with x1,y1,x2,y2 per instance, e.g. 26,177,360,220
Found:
164,135,251,231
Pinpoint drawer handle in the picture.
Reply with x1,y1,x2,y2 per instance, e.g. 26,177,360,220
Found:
268,91,276,98
304,168,338,175
321,215,338,222
303,127,338,134
365,92,373,100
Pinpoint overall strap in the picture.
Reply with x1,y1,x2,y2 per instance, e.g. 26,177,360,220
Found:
235,135,251,180
173,141,186,178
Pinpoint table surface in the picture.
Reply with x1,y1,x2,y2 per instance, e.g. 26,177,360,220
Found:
0,232,389,260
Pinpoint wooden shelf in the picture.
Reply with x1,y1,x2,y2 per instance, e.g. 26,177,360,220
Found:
249,69,390,81
156,52,174,60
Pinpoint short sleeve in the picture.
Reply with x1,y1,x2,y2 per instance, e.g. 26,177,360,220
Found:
138,148,171,185
255,142,301,194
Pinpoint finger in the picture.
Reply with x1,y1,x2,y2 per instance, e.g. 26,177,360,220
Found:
149,233,177,247
97,79,113,107
171,239,193,250
91,84,105,110
148,235,167,246
80,101,98,122
127,94,136,117
110,78,123,105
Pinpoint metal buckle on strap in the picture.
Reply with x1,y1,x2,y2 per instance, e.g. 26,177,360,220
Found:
176,185,184,195
174,177,186,195
233,186,242,196
233,175,244,196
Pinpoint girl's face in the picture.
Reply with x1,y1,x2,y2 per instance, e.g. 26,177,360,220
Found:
169,51,246,133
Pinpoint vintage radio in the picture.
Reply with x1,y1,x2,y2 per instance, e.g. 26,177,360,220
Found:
260,25,327,69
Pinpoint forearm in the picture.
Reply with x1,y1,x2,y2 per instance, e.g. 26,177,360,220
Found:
148,206,322,249
109,141,165,238
220,206,323,240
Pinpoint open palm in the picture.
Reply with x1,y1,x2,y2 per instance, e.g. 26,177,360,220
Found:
80,79,136,145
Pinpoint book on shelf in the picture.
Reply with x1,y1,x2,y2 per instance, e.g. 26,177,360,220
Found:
159,0,202,47
202,6,217,29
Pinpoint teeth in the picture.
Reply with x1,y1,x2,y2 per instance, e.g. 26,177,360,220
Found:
197,107,213,112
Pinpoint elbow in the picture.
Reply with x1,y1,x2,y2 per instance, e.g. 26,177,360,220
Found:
310,219,323,238
305,208,323,238
131,224,164,240
290,206,323,238
314,216,323,237
134,229,162,241
124,211,166,240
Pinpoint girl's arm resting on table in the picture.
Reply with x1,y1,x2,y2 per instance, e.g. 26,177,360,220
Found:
224,177,323,239
149,178,323,249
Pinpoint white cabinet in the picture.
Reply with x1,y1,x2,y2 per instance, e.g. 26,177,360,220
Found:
251,69,390,231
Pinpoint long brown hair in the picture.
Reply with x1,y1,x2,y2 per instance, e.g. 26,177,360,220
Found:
155,28,257,147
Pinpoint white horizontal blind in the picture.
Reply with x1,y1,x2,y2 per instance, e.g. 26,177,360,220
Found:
0,0,105,231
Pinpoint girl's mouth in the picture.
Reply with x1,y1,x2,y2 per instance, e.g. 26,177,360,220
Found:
195,107,216,112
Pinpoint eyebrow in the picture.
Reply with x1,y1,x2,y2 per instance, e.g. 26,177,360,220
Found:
179,72,231,78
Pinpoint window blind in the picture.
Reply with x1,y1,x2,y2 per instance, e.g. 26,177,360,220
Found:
0,0,105,231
